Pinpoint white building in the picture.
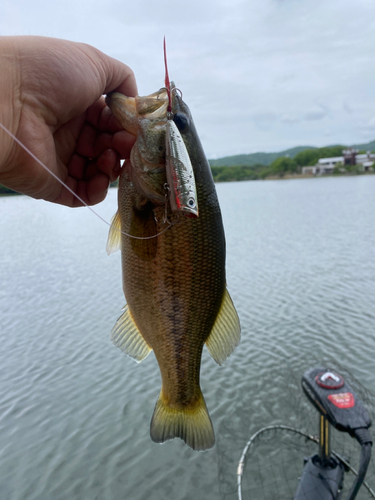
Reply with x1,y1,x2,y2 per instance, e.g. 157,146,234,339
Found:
302,149,375,175
355,153,375,170
302,161,340,175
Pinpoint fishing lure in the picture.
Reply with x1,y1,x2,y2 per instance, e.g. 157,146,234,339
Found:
163,39,199,218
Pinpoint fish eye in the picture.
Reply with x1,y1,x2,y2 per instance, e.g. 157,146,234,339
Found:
173,112,189,133
188,198,196,208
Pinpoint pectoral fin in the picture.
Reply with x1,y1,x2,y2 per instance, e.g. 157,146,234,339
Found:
205,288,241,366
111,304,152,362
106,210,122,255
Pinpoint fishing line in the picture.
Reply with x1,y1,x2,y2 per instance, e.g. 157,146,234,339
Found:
0,121,174,241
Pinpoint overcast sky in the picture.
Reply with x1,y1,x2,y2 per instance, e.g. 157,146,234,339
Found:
1,0,375,158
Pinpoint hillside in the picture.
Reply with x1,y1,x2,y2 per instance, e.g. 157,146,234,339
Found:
351,139,375,151
209,139,375,167
2,138,374,196
209,146,315,167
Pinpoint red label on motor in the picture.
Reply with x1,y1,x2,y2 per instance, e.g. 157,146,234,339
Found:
328,392,355,409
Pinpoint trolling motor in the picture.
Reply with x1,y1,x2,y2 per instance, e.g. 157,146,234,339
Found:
294,367,372,500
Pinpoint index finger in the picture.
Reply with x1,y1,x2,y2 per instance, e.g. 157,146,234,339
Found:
101,55,138,97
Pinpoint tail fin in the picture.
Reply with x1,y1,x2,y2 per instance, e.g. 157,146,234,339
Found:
150,392,215,452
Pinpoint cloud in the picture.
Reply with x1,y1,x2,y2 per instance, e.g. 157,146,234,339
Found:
1,0,375,155
303,106,328,122
343,102,353,114
251,112,278,131
280,114,300,124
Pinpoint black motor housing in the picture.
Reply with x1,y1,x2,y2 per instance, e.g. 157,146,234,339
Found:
302,367,371,435
294,455,345,500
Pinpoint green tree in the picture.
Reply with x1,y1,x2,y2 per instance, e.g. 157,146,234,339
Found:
333,162,343,175
210,164,269,182
344,162,362,174
269,156,298,175
318,145,345,158
294,149,320,166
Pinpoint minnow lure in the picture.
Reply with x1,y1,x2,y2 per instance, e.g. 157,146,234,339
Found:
163,39,199,218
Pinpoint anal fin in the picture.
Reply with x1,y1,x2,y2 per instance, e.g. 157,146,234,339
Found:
205,288,241,366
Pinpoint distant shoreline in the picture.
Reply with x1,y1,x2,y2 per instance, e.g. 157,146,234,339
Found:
254,171,374,181
211,170,375,183
1,171,374,198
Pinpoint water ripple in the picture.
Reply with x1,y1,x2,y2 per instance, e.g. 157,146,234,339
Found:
1,177,375,499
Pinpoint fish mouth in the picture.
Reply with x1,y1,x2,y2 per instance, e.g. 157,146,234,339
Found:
106,89,169,134
105,84,184,134
105,84,191,207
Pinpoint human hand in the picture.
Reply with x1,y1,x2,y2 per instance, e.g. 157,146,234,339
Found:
0,36,137,206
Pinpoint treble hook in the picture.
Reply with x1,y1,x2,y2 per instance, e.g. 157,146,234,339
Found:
154,183,171,225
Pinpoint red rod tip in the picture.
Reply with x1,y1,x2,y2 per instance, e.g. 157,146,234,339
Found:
163,37,172,113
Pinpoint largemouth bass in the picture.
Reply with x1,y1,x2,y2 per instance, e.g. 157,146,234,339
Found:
105,84,240,452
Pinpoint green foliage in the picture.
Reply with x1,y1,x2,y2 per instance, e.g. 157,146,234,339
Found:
333,162,343,175
317,145,345,158
293,145,346,167
269,156,298,175
210,164,269,182
210,156,303,182
208,146,315,167
344,163,362,174
351,139,375,151
208,139,375,169
294,149,320,166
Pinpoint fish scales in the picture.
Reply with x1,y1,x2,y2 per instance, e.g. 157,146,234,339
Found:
106,85,240,451
119,170,225,403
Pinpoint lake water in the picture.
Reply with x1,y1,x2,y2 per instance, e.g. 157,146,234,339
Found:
1,175,375,500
